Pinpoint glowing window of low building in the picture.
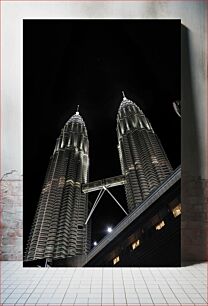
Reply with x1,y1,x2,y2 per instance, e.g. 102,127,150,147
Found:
172,204,181,217
155,220,165,230
132,239,140,250
113,256,120,265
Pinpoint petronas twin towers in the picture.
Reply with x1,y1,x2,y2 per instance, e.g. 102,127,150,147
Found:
24,93,173,264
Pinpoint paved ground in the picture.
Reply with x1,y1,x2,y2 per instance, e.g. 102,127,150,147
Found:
0,261,207,305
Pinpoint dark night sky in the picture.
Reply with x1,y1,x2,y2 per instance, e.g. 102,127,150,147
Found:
24,20,181,251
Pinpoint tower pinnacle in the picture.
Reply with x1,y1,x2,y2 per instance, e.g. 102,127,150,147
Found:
122,91,127,101
76,105,79,115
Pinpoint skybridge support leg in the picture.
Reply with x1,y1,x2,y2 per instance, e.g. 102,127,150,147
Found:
85,188,105,225
103,186,128,215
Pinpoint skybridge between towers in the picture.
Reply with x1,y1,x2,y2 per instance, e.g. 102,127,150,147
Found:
82,175,126,193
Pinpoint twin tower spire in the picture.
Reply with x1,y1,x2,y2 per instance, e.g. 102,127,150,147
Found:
24,93,173,264
76,104,79,115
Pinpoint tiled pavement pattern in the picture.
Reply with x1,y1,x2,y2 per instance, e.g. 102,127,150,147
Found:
0,262,207,305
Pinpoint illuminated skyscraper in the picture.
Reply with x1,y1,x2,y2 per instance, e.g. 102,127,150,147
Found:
117,93,173,212
24,108,90,264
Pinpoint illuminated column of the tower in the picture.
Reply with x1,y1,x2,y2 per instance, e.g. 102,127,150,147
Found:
117,93,173,212
24,108,90,262
53,111,90,259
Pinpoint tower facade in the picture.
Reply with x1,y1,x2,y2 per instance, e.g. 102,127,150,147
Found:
25,110,90,263
117,93,173,212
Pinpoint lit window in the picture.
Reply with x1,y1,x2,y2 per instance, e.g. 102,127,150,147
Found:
129,165,135,170
151,156,159,164
46,182,51,188
155,220,165,230
66,179,74,186
58,176,65,187
132,239,140,250
172,204,181,218
113,256,120,265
